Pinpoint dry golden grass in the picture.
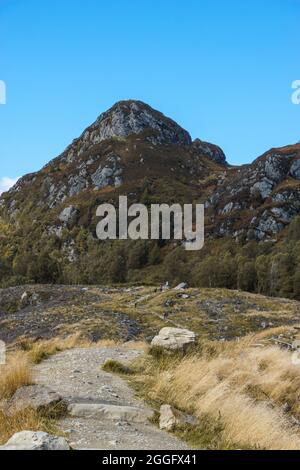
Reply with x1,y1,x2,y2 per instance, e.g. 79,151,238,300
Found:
134,335,300,450
17,333,89,364
0,353,32,400
0,352,50,444
0,408,60,445
0,339,76,444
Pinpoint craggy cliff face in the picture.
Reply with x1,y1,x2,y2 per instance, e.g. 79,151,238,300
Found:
206,145,300,241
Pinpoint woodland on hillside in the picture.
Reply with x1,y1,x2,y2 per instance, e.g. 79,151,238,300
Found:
1,214,300,300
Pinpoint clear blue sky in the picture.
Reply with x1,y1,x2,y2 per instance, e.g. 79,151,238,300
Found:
0,0,300,188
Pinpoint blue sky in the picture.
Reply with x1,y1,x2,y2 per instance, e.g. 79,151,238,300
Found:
0,0,300,190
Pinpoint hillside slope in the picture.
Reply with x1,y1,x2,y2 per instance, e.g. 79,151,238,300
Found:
1,100,300,296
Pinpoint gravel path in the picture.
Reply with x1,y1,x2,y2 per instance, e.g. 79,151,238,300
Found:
34,347,189,450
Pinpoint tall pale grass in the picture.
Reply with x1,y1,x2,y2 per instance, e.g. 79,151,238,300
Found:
0,353,32,399
142,339,300,449
0,408,59,445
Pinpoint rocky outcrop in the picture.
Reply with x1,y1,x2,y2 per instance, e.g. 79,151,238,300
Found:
68,403,153,423
9,385,64,413
192,139,227,165
206,144,300,241
92,100,192,146
0,431,70,450
58,205,79,226
151,327,196,351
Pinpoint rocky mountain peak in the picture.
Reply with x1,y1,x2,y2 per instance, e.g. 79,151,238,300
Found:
93,100,192,146
192,138,227,165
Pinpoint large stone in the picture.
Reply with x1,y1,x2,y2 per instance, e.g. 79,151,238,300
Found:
151,327,196,351
173,282,188,290
159,404,197,431
0,431,70,450
68,403,153,423
9,385,64,413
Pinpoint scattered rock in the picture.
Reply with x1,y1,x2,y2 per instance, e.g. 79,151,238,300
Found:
0,431,70,450
9,385,64,413
151,327,196,351
159,404,197,431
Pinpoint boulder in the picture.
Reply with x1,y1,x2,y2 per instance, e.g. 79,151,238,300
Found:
173,282,188,290
20,291,29,308
0,431,70,450
151,327,196,351
9,385,64,413
159,404,197,431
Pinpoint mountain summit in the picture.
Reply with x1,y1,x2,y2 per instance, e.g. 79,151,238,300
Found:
93,100,192,146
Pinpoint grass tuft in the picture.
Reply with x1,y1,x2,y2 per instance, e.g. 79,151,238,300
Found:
0,353,32,399
102,359,133,375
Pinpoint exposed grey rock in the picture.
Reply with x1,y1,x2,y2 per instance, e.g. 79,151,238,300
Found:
48,225,63,238
93,101,192,146
0,431,70,450
151,327,196,351
68,403,153,423
264,154,286,182
91,154,123,189
290,159,300,179
58,206,79,226
20,291,29,309
68,174,87,197
270,206,296,224
192,139,227,165
251,178,274,199
255,212,284,239
173,282,188,290
9,385,64,413
159,404,197,431
221,201,241,214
